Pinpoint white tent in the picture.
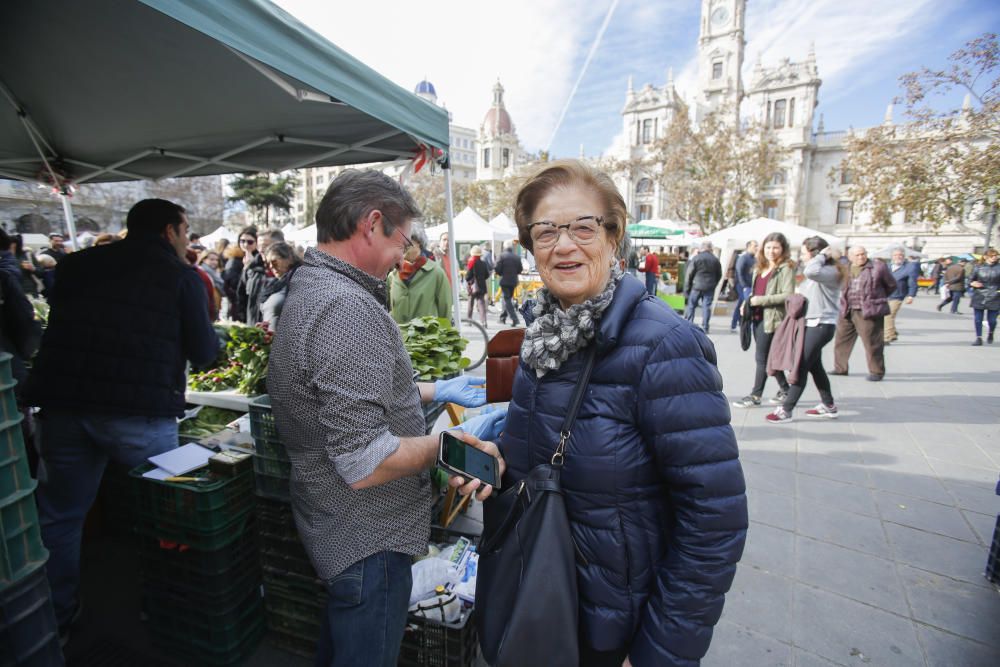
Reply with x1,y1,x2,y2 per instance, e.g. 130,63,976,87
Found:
489,212,518,237
280,222,298,237
286,224,317,245
426,207,514,242
872,244,926,260
199,226,237,246
707,217,843,249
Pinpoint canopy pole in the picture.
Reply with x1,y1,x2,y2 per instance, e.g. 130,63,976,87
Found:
60,189,79,251
443,164,462,334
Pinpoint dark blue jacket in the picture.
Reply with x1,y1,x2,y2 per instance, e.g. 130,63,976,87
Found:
735,251,756,290
23,236,218,417
887,260,919,300
497,274,747,666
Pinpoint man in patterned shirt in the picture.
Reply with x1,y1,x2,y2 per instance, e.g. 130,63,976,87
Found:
268,169,505,666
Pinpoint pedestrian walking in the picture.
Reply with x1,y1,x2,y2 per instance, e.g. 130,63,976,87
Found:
937,258,967,314
730,240,758,332
732,232,795,408
832,246,896,381
465,245,489,328
969,248,1000,345
684,239,723,332
637,245,660,296
884,247,919,343
765,237,846,423
494,241,523,326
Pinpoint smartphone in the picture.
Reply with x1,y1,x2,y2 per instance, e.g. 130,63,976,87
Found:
437,430,501,489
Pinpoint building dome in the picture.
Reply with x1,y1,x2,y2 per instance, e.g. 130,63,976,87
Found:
414,79,437,98
482,107,514,135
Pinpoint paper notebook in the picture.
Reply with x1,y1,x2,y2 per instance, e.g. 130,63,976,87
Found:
148,443,214,476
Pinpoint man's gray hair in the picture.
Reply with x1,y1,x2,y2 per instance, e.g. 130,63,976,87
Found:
261,228,285,242
700,240,713,251
316,169,421,243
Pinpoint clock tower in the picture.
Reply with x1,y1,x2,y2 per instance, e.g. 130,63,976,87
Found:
696,0,746,126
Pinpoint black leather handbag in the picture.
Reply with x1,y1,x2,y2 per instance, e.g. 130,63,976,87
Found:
739,299,753,351
475,346,597,667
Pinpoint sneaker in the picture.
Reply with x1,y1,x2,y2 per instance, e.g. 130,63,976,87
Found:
731,395,761,408
936,302,944,312
805,403,839,419
866,374,883,382
765,407,793,423
989,332,995,344
830,369,848,376
972,337,983,346
769,390,788,405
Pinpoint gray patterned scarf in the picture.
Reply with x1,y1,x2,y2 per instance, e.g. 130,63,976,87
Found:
521,269,623,376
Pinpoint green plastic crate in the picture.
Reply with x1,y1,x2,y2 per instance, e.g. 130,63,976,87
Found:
0,415,31,502
252,453,290,479
0,563,62,666
135,506,256,552
262,565,326,601
0,483,48,587
254,469,289,503
130,463,255,533
269,627,317,659
143,561,261,614
0,385,19,423
150,603,265,667
0,354,12,388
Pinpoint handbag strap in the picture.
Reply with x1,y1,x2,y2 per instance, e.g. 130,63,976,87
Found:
551,345,598,466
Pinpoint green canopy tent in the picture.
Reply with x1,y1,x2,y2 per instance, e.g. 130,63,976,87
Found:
1,0,465,325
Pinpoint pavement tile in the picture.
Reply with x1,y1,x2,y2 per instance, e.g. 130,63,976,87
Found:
898,565,1000,648
791,584,922,667
721,566,794,643
797,475,879,518
873,491,978,543
791,649,844,666
796,497,893,559
962,510,997,547
742,521,795,573
914,623,1000,667
742,460,797,497
796,434,865,463
927,458,999,490
741,447,797,472
941,479,1000,515
702,619,793,667
747,489,796,532
796,454,870,487
794,536,909,615
884,523,992,588
917,441,996,470
866,468,954,505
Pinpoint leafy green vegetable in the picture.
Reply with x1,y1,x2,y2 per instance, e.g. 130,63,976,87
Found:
178,406,244,436
400,317,470,381
188,323,272,394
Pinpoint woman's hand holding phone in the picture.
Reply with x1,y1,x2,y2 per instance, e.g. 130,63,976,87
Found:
444,430,506,502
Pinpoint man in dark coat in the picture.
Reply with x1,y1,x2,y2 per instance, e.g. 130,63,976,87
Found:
730,240,758,331
25,199,219,642
937,258,967,314
832,245,896,381
494,241,522,326
684,240,723,333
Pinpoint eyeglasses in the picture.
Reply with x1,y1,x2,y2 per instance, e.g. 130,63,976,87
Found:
527,216,606,249
239,238,256,245
379,216,413,251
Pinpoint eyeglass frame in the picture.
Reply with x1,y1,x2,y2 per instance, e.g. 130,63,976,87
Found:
238,237,256,246
374,214,413,251
526,215,609,249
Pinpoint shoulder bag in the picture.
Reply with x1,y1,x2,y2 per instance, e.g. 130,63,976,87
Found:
475,346,597,667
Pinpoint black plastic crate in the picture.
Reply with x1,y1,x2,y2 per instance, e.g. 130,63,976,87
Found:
254,470,289,503
143,562,261,616
137,519,259,577
262,565,326,601
422,401,446,435
398,609,478,667
269,627,317,659
135,507,255,552
256,498,299,540
152,611,265,667
130,464,255,533
986,514,1000,586
0,562,63,667
146,584,263,646
253,453,291,479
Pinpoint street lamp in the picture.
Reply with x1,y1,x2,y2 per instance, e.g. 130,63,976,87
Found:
986,188,998,251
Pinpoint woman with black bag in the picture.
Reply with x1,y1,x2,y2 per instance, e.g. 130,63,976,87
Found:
475,160,747,667
465,245,489,328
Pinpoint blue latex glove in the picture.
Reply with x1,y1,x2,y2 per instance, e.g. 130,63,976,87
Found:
434,375,486,408
453,408,507,442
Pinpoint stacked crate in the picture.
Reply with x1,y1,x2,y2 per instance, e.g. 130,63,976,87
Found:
130,461,262,666
248,396,326,658
0,352,63,666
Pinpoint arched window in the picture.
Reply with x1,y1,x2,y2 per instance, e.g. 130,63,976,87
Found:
636,178,654,195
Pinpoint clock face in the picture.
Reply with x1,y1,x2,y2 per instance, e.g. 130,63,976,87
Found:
711,6,730,27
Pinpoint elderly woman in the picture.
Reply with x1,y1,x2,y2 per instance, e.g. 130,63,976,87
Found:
259,242,301,331
492,160,747,666
387,223,452,324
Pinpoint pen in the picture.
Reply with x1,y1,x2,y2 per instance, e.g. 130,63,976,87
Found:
164,476,209,482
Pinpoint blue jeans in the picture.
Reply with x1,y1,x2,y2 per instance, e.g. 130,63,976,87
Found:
940,290,962,313
685,288,715,330
974,308,998,337
315,551,412,667
644,273,657,296
730,286,750,330
36,412,178,626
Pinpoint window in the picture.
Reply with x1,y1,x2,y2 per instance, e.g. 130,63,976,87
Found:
636,178,654,195
483,148,491,168
773,99,786,129
766,101,771,127
502,148,510,169
836,201,854,225
712,61,723,80
840,169,854,185
787,98,795,128
638,204,653,221
763,198,783,220
635,120,641,145
771,170,787,186
642,119,653,144
315,173,324,184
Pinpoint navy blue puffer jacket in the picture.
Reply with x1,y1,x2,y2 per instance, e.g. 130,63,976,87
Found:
497,274,747,666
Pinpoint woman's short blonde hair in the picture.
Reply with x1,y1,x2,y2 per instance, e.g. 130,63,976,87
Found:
513,159,627,253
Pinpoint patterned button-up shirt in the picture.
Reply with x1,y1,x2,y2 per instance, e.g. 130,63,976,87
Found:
267,248,430,579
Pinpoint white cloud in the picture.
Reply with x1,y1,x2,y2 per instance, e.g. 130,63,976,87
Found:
273,0,607,151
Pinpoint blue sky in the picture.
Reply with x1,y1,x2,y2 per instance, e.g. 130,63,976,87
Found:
275,0,999,159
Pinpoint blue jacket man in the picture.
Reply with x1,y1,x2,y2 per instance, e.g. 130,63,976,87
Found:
27,199,219,641
730,240,758,330
884,248,919,343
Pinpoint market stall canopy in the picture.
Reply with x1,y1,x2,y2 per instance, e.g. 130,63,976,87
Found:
707,218,844,249
426,207,514,242
489,212,518,238
872,245,927,260
0,0,450,187
199,226,238,246
626,222,700,245
286,223,317,244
